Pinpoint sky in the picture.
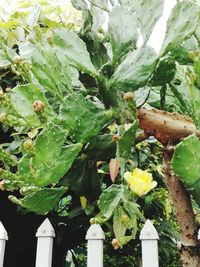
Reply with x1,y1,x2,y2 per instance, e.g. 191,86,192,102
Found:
147,0,176,53
0,0,177,53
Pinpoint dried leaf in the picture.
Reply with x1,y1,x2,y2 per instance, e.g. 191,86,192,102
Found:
109,158,119,183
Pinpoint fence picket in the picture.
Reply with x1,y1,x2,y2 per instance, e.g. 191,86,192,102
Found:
140,219,159,267
0,221,8,267
35,218,55,267
86,224,105,267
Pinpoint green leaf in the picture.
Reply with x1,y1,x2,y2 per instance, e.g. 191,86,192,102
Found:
117,121,138,160
85,134,116,161
98,184,122,219
52,29,98,77
113,206,130,239
11,84,52,127
124,201,145,222
135,0,164,43
60,158,101,201
19,187,67,214
60,93,112,143
160,0,200,55
109,46,157,91
109,6,138,64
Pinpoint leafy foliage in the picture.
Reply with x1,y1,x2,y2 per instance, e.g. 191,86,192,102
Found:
1,0,200,265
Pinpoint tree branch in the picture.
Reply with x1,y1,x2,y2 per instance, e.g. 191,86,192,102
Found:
163,146,200,266
137,108,200,145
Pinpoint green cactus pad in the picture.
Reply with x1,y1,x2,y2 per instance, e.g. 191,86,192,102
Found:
18,124,82,186
135,0,164,43
52,29,98,77
0,147,17,166
30,44,72,100
71,0,88,10
109,6,138,64
172,134,200,206
18,187,67,214
172,134,200,184
150,56,176,86
160,0,199,55
109,46,157,91
60,93,112,143
11,84,52,127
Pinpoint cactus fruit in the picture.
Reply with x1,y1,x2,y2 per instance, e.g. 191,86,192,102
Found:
11,84,52,127
33,100,45,112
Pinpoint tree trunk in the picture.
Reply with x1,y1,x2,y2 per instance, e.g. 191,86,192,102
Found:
163,146,200,267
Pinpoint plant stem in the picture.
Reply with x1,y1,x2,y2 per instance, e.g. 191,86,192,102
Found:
163,146,200,267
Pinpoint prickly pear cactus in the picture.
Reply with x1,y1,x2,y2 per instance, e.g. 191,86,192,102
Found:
109,46,157,91
60,93,112,143
160,0,199,55
30,44,72,99
172,134,200,205
108,6,138,64
1,0,200,251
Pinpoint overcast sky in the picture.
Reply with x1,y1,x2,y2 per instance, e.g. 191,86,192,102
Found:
1,0,177,53
147,0,176,53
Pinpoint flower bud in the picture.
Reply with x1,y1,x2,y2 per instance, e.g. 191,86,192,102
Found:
112,135,119,142
123,92,134,101
89,218,96,224
12,55,22,64
0,113,6,122
23,139,34,150
111,238,120,250
8,195,14,201
33,100,45,112
0,180,5,191
0,89,4,97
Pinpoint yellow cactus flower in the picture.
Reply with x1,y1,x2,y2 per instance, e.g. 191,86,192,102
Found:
124,168,157,196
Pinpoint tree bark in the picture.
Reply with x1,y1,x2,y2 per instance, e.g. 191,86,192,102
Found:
163,146,200,267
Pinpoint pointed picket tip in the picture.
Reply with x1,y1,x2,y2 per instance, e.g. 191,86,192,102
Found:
36,218,55,238
140,219,159,240
0,221,8,240
198,228,200,240
86,224,105,240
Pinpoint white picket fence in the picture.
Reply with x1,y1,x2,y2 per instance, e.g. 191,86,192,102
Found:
0,218,195,267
